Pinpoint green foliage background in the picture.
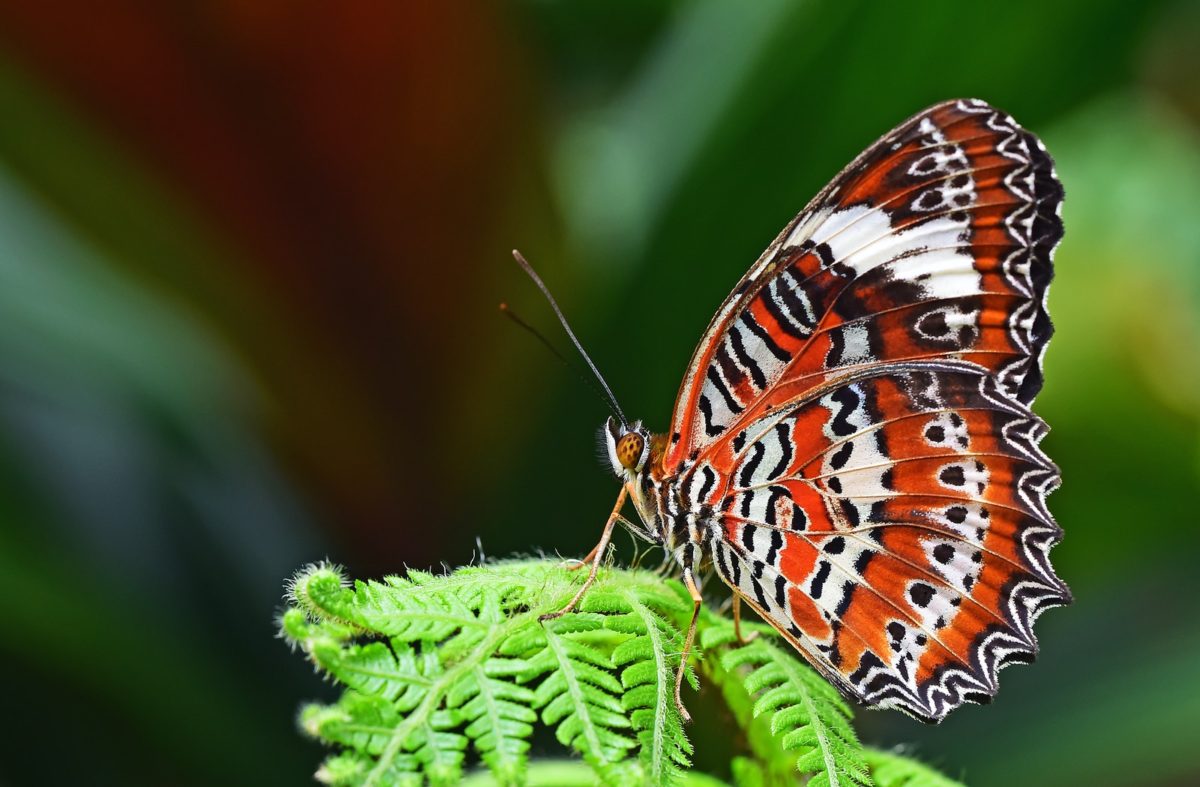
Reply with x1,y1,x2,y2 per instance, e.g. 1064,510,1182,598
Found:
0,1,1198,785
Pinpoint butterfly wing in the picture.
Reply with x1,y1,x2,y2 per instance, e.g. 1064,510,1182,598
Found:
698,363,1068,721
666,99,1067,721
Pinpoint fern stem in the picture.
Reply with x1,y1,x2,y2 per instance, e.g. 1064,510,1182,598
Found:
472,664,520,778
622,593,673,781
793,657,841,785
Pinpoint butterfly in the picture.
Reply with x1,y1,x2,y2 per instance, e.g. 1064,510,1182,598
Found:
533,98,1070,724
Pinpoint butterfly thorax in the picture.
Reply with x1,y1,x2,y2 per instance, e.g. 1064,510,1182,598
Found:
603,419,698,553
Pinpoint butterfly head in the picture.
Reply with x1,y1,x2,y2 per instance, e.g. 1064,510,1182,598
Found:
603,417,652,479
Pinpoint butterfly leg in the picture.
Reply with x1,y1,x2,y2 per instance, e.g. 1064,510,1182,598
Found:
673,567,703,724
541,486,628,621
566,515,639,570
732,595,759,645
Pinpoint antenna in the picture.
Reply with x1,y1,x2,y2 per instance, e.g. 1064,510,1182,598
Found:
499,302,622,422
508,250,628,427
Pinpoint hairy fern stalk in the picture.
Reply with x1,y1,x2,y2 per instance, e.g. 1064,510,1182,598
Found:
281,559,963,787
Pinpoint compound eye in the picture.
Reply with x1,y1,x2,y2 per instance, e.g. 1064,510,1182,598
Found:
615,433,645,471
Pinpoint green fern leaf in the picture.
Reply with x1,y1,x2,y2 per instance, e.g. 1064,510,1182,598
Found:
604,583,694,783
449,664,537,785
718,633,872,787
409,711,468,786
526,615,635,769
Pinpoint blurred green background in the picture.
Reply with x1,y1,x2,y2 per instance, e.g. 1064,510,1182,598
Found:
0,1,1197,785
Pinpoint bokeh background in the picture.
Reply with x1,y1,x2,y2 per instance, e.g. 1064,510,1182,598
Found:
0,1,1197,785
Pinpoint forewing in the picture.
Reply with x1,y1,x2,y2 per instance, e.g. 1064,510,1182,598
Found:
691,363,1069,722
664,99,1062,472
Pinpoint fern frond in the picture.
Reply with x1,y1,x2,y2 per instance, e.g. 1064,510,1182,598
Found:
281,559,963,786
524,613,637,776
601,582,694,784
449,664,536,785
710,626,872,787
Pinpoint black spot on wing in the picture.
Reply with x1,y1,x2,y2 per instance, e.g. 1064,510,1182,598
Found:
939,465,966,487
765,530,783,565
839,499,860,527
714,342,747,392
764,485,788,526
813,242,834,267
834,581,857,618
828,387,861,437
732,430,748,452
741,523,758,553
698,395,724,437
739,490,755,518
693,466,716,505
810,560,832,600
848,650,885,686
715,541,732,582
829,440,854,471
750,573,769,609
854,549,876,575
909,582,935,608
823,536,846,554
825,326,847,367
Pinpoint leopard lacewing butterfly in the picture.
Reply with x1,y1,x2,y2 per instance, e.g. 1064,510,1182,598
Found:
532,98,1070,723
